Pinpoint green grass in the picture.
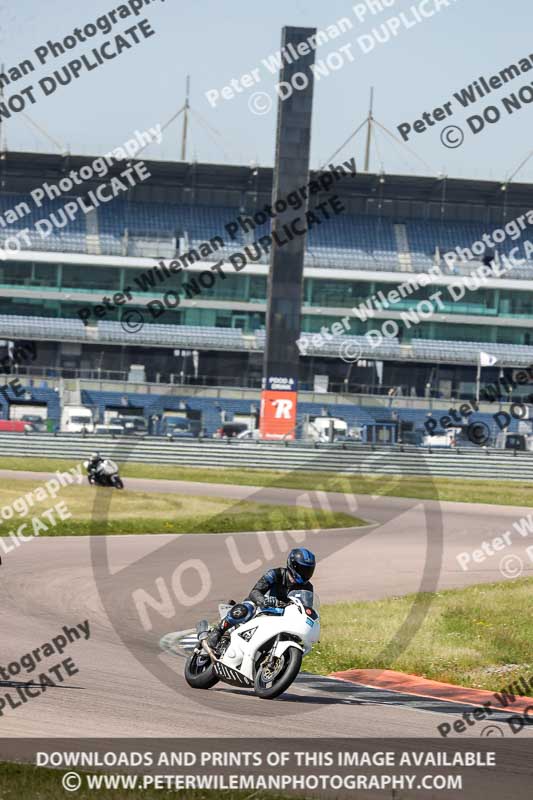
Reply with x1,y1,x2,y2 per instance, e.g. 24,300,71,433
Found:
304,577,533,693
0,479,362,536
0,762,299,800
2,456,531,508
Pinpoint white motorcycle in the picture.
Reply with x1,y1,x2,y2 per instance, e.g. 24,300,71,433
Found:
84,458,124,489
184,590,320,699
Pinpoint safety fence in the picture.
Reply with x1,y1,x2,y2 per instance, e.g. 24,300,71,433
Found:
1,432,532,481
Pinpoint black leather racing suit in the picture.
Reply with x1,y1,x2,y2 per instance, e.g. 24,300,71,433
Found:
88,457,104,479
248,567,313,606
207,567,313,648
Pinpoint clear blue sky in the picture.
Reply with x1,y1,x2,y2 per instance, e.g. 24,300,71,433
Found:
1,0,532,183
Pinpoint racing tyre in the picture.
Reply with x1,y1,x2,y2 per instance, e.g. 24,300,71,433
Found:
113,477,124,489
254,646,302,699
184,651,219,690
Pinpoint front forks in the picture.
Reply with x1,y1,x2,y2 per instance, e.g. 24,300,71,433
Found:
263,634,280,670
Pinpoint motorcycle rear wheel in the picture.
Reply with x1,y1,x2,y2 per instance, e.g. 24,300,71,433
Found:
254,646,302,699
184,651,219,690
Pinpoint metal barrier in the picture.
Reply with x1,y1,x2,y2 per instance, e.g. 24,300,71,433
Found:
1,432,532,481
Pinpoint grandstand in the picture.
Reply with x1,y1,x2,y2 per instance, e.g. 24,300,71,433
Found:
1,151,533,436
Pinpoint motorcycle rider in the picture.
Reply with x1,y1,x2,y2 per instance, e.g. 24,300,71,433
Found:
207,548,316,649
86,451,104,481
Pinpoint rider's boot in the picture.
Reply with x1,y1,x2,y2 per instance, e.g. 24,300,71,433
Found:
207,601,255,650
207,619,230,649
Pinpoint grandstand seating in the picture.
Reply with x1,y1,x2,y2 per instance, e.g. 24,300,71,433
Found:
410,338,533,366
306,215,399,270
406,220,485,270
63,324,533,366
406,219,533,268
97,201,247,261
0,193,87,254
2,190,532,273
3,158,533,448
0,315,87,340
98,321,248,349
1,313,533,368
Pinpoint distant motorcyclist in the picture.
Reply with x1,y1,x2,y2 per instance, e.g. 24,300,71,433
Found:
86,451,103,478
207,548,316,649
85,452,124,489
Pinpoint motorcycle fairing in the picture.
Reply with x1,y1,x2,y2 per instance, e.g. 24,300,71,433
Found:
214,661,253,688
220,602,318,682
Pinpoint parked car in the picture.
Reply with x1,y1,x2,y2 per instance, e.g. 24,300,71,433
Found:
332,433,358,443
166,420,197,438
235,428,261,440
0,420,32,432
400,430,425,446
500,433,531,451
95,420,128,436
20,414,47,432
213,423,249,439
95,416,148,437
116,416,148,435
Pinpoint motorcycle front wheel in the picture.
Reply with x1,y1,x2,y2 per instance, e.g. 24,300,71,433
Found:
184,651,219,690
254,646,302,699
112,476,124,489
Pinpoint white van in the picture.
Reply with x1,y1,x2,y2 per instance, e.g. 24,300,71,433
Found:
422,427,460,448
306,416,348,442
61,405,94,433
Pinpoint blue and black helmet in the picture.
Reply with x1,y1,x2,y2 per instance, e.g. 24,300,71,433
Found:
287,548,316,584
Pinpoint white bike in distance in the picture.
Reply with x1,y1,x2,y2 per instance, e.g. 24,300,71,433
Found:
185,590,320,699
84,458,124,489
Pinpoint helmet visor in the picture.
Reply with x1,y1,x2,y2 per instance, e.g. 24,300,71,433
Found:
292,563,315,583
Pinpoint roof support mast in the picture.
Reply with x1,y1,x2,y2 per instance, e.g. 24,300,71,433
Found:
363,86,374,172
0,64,5,152
181,75,190,162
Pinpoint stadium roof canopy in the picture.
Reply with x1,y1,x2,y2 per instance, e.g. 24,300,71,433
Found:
0,150,532,210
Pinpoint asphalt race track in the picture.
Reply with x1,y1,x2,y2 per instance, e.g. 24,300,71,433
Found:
0,470,532,740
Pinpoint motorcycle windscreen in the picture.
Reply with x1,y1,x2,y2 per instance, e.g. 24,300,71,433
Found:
102,459,119,475
288,589,319,611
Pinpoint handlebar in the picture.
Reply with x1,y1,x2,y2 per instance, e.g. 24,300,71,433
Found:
261,597,290,610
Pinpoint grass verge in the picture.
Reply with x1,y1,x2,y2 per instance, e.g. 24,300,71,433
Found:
0,763,297,800
1,456,531,507
0,480,363,536
304,577,533,693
